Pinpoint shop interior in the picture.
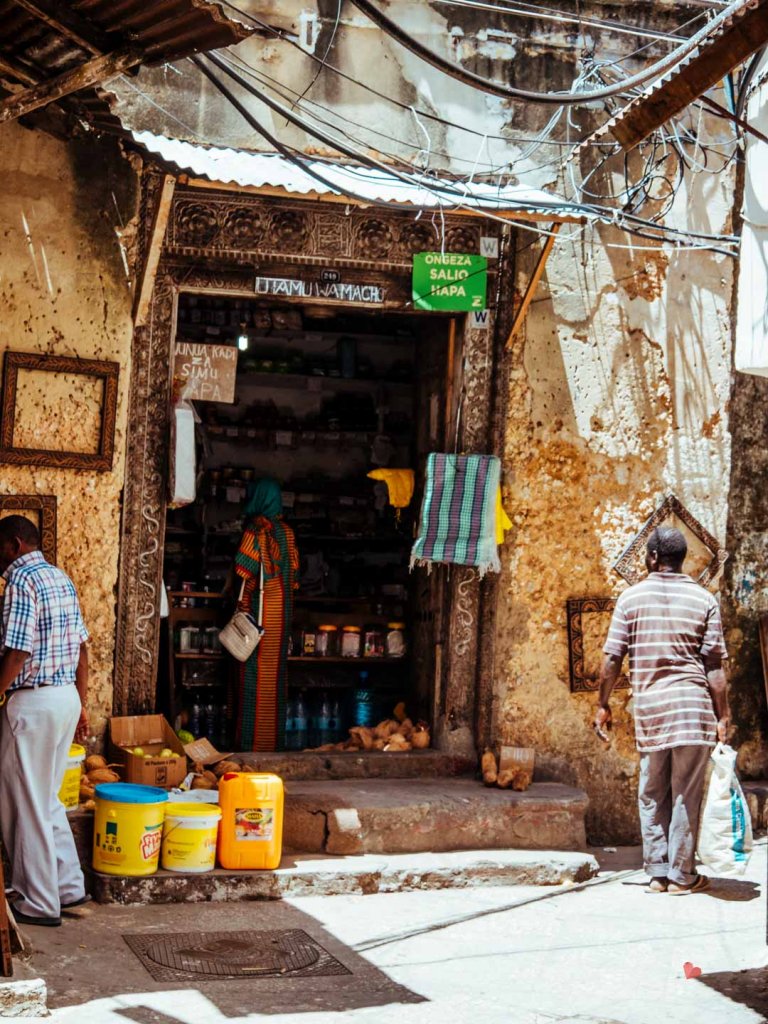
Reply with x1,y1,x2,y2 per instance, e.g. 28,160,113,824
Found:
161,293,452,753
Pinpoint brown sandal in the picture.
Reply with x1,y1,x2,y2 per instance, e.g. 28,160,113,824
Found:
668,875,710,895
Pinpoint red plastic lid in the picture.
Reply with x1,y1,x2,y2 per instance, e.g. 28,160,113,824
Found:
222,772,240,781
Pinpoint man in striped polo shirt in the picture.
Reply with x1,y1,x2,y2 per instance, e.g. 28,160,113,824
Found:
595,526,728,894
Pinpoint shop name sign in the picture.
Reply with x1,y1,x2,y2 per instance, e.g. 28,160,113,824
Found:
254,275,385,304
173,342,237,403
412,252,487,312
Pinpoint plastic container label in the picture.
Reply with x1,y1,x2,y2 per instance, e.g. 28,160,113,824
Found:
235,807,273,841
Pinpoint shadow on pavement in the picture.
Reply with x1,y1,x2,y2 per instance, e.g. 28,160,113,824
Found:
698,965,768,1019
28,899,424,1018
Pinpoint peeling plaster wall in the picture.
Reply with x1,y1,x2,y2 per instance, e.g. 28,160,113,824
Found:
0,122,138,740
498,171,736,842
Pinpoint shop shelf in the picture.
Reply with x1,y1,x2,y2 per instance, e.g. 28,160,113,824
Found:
288,656,406,665
235,371,413,394
204,427,411,449
175,652,225,660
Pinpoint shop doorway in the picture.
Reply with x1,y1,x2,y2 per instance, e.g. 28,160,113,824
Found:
160,293,454,753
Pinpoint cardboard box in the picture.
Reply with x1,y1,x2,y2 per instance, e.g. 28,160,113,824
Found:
182,737,233,767
109,714,187,789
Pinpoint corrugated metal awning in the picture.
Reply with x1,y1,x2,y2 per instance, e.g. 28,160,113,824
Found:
130,130,584,221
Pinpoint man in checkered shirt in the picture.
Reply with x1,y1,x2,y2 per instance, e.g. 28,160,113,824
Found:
0,515,89,926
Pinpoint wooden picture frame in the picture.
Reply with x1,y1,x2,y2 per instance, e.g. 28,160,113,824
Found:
0,494,57,564
566,597,629,693
612,493,728,588
0,352,119,472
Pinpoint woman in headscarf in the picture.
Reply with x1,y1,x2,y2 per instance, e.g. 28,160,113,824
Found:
230,477,298,751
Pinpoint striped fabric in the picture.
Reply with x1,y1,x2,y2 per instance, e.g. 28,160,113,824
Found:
604,572,726,753
411,454,501,576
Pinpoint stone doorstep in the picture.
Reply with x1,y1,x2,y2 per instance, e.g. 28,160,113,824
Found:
224,750,475,781
89,848,599,905
282,779,589,855
743,780,768,833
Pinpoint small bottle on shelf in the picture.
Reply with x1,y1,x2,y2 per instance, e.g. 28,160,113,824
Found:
284,698,297,751
318,693,332,745
331,699,342,742
354,672,374,727
295,694,308,750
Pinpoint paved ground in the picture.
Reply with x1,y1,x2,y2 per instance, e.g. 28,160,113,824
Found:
21,840,768,1024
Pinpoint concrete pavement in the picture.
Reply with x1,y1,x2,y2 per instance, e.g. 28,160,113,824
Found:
25,840,768,1024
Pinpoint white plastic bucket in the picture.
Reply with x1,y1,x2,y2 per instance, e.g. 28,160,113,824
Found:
161,803,222,873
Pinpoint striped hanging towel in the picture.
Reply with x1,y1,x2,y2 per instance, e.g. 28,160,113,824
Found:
411,453,502,576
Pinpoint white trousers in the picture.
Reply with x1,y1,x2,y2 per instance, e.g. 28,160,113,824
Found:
0,685,86,918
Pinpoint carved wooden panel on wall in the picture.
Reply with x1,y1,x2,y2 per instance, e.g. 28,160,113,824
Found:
612,493,728,588
0,352,119,472
0,494,56,564
567,597,629,693
166,187,493,272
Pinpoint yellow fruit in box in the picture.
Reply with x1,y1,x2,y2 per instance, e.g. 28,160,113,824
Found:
132,746,144,756
160,748,174,758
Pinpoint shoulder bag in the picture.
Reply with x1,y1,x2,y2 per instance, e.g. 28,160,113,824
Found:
219,567,264,662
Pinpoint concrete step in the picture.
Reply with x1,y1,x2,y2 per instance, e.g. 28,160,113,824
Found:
89,848,599,904
225,750,474,781
743,780,768,833
283,779,589,854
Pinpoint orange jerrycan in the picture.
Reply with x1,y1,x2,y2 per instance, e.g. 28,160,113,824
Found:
217,772,284,869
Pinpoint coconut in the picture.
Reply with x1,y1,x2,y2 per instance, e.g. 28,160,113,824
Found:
374,719,398,740
384,733,411,751
79,782,95,801
411,728,430,749
349,726,374,750
397,718,414,738
87,768,120,784
481,749,498,786
213,760,241,777
191,775,216,790
372,738,387,750
82,799,96,812
393,701,407,723
85,755,108,773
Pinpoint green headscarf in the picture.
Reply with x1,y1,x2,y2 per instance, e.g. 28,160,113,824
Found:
244,477,283,522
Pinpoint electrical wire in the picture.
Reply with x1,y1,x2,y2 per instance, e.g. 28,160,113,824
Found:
431,0,710,44
346,0,749,105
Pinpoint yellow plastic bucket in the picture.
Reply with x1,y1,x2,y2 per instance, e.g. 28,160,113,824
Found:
161,802,222,873
58,743,86,811
92,783,168,876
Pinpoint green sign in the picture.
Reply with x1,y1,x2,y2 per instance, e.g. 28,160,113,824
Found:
412,252,487,312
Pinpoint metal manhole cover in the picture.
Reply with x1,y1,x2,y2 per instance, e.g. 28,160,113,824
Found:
123,930,352,982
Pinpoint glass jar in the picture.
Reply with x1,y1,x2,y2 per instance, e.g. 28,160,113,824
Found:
363,626,385,658
341,625,362,659
385,622,407,659
301,627,318,656
315,625,338,657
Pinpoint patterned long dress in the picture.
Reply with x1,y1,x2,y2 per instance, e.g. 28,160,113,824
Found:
232,515,299,751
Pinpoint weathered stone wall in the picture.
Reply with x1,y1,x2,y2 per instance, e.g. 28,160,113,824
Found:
0,122,138,739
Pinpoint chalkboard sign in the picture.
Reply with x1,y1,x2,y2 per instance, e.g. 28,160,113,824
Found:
173,342,237,403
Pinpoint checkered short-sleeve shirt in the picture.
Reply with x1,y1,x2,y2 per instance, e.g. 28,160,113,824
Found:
1,551,88,690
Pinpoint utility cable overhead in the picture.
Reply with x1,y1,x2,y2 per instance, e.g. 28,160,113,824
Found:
347,0,754,105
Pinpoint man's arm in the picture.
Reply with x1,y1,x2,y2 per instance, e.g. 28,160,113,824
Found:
0,648,30,697
75,643,89,742
594,653,624,741
705,654,729,743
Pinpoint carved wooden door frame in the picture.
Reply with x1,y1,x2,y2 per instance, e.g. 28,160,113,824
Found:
113,178,512,758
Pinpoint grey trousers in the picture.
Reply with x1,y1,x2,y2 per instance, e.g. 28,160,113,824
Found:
638,744,711,886
0,685,86,918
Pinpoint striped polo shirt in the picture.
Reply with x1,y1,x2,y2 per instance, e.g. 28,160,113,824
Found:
603,572,726,753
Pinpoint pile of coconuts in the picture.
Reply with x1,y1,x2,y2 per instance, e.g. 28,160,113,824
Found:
78,755,122,809
303,702,430,753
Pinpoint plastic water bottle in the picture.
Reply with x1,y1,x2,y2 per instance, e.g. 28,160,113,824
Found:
205,703,216,742
284,699,297,751
295,694,308,750
354,672,374,727
189,703,202,738
318,694,332,745
331,699,341,742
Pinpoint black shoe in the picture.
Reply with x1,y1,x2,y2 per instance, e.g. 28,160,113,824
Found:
10,905,61,927
61,895,92,910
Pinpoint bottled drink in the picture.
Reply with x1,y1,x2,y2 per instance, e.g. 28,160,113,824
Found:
219,704,229,749
295,694,308,750
354,672,374,727
331,699,341,742
205,704,217,742
284,699,297,751
189,703,202,738
318,693,332,745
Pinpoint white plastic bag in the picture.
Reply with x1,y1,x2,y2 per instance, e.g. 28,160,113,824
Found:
697,743,753,877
